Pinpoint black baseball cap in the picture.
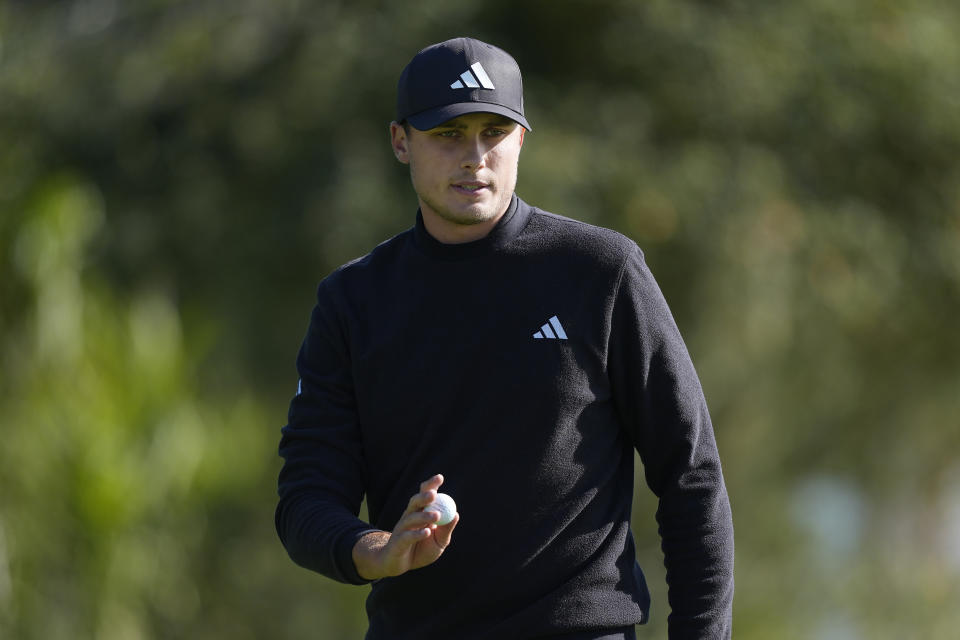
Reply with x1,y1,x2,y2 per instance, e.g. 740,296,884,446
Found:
396,37,531,131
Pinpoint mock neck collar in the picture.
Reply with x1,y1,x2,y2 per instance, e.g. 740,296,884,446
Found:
412,194,529,260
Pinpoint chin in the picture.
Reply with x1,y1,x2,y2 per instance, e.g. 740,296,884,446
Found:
442,213,490,227
443,203,497,225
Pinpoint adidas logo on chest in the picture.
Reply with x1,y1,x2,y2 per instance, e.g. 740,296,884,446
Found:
532,315,567,340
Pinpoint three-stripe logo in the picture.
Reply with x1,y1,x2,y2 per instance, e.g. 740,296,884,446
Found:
450,62,496,90
533,316,568,340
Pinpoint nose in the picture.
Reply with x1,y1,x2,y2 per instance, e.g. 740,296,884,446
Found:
460,135,486,170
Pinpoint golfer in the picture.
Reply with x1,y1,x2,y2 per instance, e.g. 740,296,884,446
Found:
276,37,734,639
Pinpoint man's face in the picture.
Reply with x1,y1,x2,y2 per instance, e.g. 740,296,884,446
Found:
391,112,525,243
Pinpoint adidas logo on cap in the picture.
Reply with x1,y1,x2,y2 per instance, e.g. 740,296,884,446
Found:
450,62,495,90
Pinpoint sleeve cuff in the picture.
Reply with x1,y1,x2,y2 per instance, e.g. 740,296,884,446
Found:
333,527,381,585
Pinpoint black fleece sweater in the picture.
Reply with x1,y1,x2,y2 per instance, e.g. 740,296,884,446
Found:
276,195,734,639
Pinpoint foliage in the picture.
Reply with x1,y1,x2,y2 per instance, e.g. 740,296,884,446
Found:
2,1,959,637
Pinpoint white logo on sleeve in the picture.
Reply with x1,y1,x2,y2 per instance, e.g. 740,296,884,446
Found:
532,315,568,340
450,62,496,90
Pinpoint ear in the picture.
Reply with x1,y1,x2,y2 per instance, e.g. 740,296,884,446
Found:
518,127,525,148
390,121,410,164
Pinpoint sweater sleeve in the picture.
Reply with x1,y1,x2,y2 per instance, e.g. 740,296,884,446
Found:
608,245,734,639
275,280,377,585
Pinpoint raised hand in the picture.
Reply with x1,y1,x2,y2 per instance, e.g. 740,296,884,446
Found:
352,474,459,580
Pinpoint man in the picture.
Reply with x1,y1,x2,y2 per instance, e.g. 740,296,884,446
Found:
276,37,734,639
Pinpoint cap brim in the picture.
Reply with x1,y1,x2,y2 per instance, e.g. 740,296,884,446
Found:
406,102,531,132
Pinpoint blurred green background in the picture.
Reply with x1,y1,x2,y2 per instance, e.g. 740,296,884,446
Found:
2,1,959,638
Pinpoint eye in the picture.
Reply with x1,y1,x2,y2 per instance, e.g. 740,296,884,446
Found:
485,128,508,137
435,129,461,138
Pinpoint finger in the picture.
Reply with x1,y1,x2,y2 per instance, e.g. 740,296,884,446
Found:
432,512,459,548
381,527,433,569
420,474,444,493
396,509,440,532
403,487,437,517
402,474,445,517
390,526,432,548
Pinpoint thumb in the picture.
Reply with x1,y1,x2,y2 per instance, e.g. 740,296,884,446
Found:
431,512,459,549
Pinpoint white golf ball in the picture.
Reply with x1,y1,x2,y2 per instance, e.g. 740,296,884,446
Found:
425,493,457,526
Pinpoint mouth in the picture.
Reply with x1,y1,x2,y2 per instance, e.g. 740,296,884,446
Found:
451,181,490,195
